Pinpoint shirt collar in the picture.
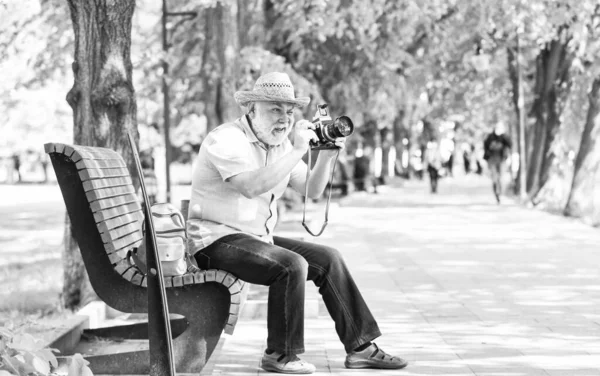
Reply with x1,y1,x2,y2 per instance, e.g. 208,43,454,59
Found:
238,115,260,143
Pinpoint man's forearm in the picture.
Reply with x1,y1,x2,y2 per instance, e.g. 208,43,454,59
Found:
228,148,306,198
306,153,336,198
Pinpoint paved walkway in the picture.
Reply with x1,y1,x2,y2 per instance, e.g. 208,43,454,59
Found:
3,175,600,375
208,175,600,376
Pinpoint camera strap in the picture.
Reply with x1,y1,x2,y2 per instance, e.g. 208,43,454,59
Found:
302,148,340,237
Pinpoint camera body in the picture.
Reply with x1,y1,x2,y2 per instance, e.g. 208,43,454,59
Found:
310,104,354,150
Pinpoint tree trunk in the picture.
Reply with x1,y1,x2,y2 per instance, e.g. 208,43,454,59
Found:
63,0,138,311
199,2,241,132
507,45,525,193
564,77,600,220
237,0,265,48
527,28,573,199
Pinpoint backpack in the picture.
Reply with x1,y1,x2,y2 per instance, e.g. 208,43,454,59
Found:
132,203,197,276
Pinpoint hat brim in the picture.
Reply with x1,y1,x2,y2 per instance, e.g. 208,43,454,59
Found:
234,91,311,108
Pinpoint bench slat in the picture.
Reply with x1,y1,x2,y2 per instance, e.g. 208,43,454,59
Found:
172,275,184,287
104,230,143,253
86,184,136,203
228,279,246,295
121,267,138,282
97,211,143,233
94,202,142,223
193,271,205,284
229,302,242,314
204,270,217,282
230,292,242,304
90,193,139,213
76,144,116,153
221,274,237,288
62,145,77,160
72,147,120,160
113,259,135,276
64,146,115,163
76,158,127,170
100,222,141,243
83,176,133,192
107,249,130,264
224,315,239,335
130,272,144,286
79,167,131,182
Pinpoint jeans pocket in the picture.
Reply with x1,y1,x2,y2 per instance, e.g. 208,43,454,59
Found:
195,252,211,270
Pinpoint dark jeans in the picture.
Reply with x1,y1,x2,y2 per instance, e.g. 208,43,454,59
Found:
194,233,381,355
488,160,503,197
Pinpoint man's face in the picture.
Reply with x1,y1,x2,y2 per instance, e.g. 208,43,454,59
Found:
250,101,296,146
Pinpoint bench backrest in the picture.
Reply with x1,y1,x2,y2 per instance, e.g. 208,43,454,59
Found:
45,142,147,285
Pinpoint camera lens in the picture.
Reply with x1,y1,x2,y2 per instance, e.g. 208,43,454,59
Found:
332,116,354,138
321,115,354,143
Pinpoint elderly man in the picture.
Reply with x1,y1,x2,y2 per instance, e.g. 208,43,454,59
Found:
187,72,407,373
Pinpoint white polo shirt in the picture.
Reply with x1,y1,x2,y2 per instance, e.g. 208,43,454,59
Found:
187,115,307,254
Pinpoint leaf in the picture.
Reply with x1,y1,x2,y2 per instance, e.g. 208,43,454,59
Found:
9,333,40,352
35,348,58,368
1,355,20,376
22,351,50,375
2,354,36,376
67,354,93,376
0,327,13,339
0,370,16,376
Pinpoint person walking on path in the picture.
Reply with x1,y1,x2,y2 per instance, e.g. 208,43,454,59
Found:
424,141,443,194
11,153,21,183
187,72,407,374
483,121,512,203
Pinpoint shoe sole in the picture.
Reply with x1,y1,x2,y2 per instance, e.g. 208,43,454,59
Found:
261,362,315,374
345,359,408,370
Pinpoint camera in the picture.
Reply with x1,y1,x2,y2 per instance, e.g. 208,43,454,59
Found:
310,104,354,150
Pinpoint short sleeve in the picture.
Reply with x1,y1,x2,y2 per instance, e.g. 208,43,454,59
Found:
204,127,255,181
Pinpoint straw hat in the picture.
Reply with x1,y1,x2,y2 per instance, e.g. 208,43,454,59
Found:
234,72,311,107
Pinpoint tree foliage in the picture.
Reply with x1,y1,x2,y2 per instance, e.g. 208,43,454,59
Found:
3,0,600,220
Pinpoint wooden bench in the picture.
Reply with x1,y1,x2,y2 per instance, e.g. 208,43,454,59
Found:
45,142,247,375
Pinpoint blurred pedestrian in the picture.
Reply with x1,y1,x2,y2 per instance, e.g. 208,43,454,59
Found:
424,141,443,194
446,153,454,177
463,147,471,174
410,150,424,180
483,121,512,203
353,144,373,192
12,153,21,183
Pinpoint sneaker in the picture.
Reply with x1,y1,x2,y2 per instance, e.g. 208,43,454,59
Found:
260,351,316,374
345,343,408,369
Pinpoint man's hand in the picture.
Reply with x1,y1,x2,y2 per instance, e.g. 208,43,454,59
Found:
319,137,346,158
292,119,318,153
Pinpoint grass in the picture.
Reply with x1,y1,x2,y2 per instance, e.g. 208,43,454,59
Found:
0,257,63,325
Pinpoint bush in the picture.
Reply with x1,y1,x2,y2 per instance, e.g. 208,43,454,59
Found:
0,322,92,376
